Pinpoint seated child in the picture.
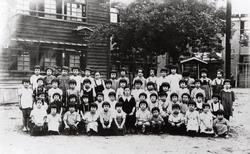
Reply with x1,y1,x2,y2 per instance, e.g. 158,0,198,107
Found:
99,101,114,136
135,101,151,134
113,102,126,135
195,92,205,113
108,91,117,113
30,98,47,136
83,103,99,136
103,80,115,101
150,107,164,134
185,100,199,137
180,93,190,115
46,104,62,135
208,94,224,117
63,103,81,135
199,103,214,137
213,109,230,138
95,92,104,113
168,104,185,135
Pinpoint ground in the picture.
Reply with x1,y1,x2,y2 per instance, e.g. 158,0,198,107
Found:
0,89,250,154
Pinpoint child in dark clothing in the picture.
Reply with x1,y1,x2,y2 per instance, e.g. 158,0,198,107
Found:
113,102,126,135
208,94,224,117
195,92,205,113
44,67,55,90
81,79,96,104
168,104,186,135
99,101,114,136
49,93,63,115
150,107,164,134
213,109,230,138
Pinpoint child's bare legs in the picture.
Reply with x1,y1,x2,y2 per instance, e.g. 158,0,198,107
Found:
22,108,31,131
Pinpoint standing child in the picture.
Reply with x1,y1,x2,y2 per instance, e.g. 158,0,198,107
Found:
167,92,180,114
159,82,171,102
109,70,119,91
156,68,169,91
148,93,162,113
133,68,147,89
67,94,80,113
116,79,127,99
195,93,205,113
180,93,190,115
135,101,151,134
108,91,117,112
57,66,70,93
49,93,63,115
82,67,95,88
95,92,104,113
18,79,33,132
81,79,96,104
200,68,212,101
158,92,170,123
117,67,130,86
33,77,46,100
48,79,63,103
168,104,186,135
103,80,115,101
46,104,62,135
145,81,157,102
131,79,145,103
191,79,206,100
70,67,83,92
80,94,90,114
30,65,43,90
113,102,126,135
30,99,47,136
213,109,230,138
146,67,157,87
44,67,55,90
66,79,80,107
199,103,214,137
208,94,224,117
167,65,182,92
137,92,148,109
63,103,81,135
185,100,199,137
212,69,224,95
220,79,235,120
177,79,190,99
94,71,105,94
182,71,195,91
83,103,99,135
150,107,164,134
99,102,114,136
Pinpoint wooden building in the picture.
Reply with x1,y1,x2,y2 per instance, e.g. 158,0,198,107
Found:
0,0,110,103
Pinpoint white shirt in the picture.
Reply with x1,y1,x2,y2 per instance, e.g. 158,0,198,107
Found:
47,114,61,132
48,88,63,102
146,76,157,84
156,76,169,90
70,75,83,91
18,87,33,108
167,74,182,92
103,88,115,101
131,88,145,103
30,74,43,90
30,108,47,124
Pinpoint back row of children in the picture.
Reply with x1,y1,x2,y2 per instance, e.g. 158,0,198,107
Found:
18,65,234,137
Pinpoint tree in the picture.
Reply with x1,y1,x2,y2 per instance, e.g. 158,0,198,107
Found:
91,0,226,67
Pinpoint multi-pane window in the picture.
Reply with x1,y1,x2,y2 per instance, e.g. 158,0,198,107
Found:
110,8,119,23
65,2,86,22
17,0,30,14
44,0,56,18
69,55,80,68
17,52,30,71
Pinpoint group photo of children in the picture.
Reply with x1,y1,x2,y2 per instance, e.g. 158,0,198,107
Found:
18,64,235,138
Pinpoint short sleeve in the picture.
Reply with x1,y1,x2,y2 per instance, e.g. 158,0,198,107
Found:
136,111,140,118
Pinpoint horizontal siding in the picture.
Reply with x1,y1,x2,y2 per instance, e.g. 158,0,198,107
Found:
87,0,110,25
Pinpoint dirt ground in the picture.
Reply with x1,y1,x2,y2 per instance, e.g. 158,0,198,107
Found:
0,88,250,154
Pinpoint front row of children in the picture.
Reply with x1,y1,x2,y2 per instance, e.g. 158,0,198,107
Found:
27,96,229,138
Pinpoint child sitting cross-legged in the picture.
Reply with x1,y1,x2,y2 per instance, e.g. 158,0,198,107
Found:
199,103,214,137
185,100,199,137
150,107,164,134
83,103,99,136
113,102,126,136
30,98,48,136
99,101,114,136
135,101,151,134
46,104,62,135
63,103,81,135
213,109,230,138
168,104,186,135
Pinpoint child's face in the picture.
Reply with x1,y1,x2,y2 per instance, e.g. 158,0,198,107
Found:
97,95,104,102
180,83,187,88
224,82,231,89
116,106,122,113
195,82,201,88
124,88,130,96
135,83,142,89
34,69,40,75
83,97,89,103
70,97,76,102
90,107,97,113
62,70,68,75
105,83,112,89
72,69,79,75
95,72,100,79
212,97,219,103
172,108,180,114
69,107,75,113
188,104,195,111
37,80,44,86
217,72,222,78
147,85,154,91
51,108,57,115
182,95,189,103
171,96,178,103
150,70,155,76
54,95,60,101
152,110,159,117
138,70,143,77
52,82,58,88
69,83,76,89
84,83,91,89
23,82,30,88
162,86,169,92
217,114,224,120
139,96,146,101
47,69,52,75
38,94,45,100
36,101,42,108
150,96,157,103
161,71,167,77
120,82,126,88
197,97,203,103
120,71,126,76
171,69,177,74
103,105,110,112
160,96,167,102
201,72,207,77
203,106,210,113
109,95,116,101
140,103,147,110
110,73,117,79
85,70,91,76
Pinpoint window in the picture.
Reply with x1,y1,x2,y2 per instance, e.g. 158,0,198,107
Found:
17,52,30,71
44,0,56,18
110,8,119,23
69,55,80,68
65,2,86,22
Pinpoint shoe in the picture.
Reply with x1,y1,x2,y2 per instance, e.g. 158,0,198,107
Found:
22,127,27,132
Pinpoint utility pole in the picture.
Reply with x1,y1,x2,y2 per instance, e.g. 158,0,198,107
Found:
225,0,232,79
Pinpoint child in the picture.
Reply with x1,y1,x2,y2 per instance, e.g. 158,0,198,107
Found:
195,93,205,113
95,92,104,113
67,94,79,113
119,86,136,133
94,71,105,94
167,65,182,92
146,67,157,87
70,67,83,92
109,70,119,91
33,77,46,100
46,104,62,135
116,79,127,99
99,101,114,136
48,79,63,103
113,102,126,135
30,99,47,136
167,92,180,114
185,100,199,137
212,69,224,95
156,68,169,91
200,68,212,101
117,67,130,85
150,107,164,134
44,67,55,90
81,79,96,104
63,103,81,135
49,93,63,115
82,67,95,88
213,109,230,138
103,80,115,101
177,79,190,99
133,68,147,89
18,79,33,132
135,101,151,134
108,91,117,112
34,92,48,111
159,82,171,102
83,103,99,135
220,79,235,120
57,66,70,93
131,79,145,103
180,93,190,115
30,65,43,90
199,103,214,137
145,81,157,102
208,94,224,117
182,71,195,91
148,93,162,113
191,79,206,100
158,92,170,120
80,94,90,114
168,104,185,135
137,92,148,109
66,79,80,106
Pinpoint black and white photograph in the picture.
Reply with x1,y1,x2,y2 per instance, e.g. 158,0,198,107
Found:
0,0,249,153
